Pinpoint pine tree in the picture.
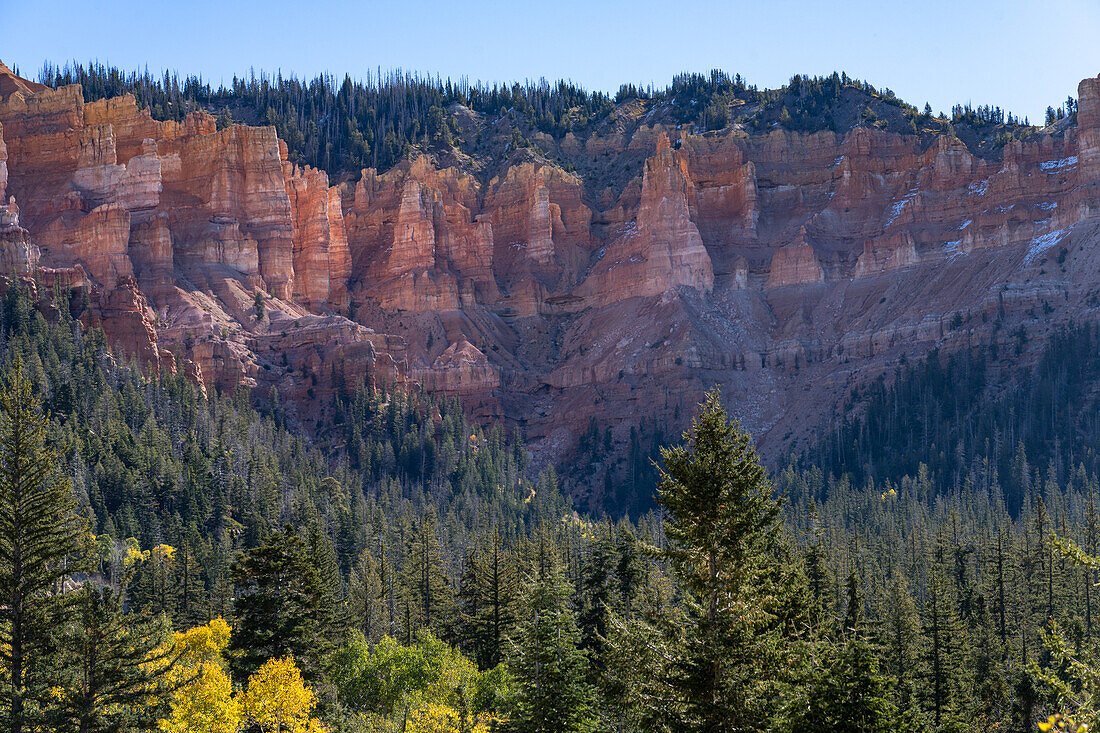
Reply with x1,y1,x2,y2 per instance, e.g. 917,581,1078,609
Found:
784,636,899,733
228,526,329,681
654,388,809,730
253,291,265,321
49,585,175,733
804,501,834,629
783,568,900,731
922,542,969,729
506,556,596,733
842,569,863,637
458,529,516,670
578,527,615,668
172,540,208,629
400,511,453,643
305,521,344,637
131,543,176,618
1086,492,1099,641
993,529,1009,645
1035,496,1055,622
349,547,385,643
878,569,924,719
0,362,85,733
613,527,644,622
602,564,683,732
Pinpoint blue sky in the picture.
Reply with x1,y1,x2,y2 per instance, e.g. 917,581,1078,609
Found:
4,0,1098,122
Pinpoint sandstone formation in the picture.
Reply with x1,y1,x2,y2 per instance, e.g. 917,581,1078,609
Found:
284,162,350,310
1079,75,1100,184
4,59,1100,505
579,134,714,304
0,62,402,416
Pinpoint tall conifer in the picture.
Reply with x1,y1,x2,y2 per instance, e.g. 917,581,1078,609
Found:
507,555,596,733
0,362,84,733
654,388,811,731
228,526,328,681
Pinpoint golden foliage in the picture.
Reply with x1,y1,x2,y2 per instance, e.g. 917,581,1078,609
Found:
158,663,240,733
171,617,232,668
1040,713,1088,732
241,656,327,733
406,702,501,733
158,618,240,733
151,543,177,562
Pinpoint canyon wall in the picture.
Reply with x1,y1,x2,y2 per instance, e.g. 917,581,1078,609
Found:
3,60,1100,503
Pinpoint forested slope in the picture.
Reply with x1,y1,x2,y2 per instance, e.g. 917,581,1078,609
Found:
1,279,1100,730
38,61,1047,182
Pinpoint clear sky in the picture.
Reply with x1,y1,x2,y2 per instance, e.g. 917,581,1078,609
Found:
4,0,1098,123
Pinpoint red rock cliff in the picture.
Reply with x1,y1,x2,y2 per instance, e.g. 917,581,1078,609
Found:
5,60,1100,505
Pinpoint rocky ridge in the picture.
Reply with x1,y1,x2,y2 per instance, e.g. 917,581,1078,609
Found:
3,60,1100,504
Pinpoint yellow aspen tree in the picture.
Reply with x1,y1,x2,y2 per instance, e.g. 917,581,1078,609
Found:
241,656,328,733
172,617,233,667
159,664,240,733
158,618,240,733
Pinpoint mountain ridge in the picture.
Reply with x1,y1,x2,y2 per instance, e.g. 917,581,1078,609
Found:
2,59,1099,506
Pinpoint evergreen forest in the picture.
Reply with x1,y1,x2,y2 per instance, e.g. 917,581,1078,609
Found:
33,61,1052,179
1,275,1100,731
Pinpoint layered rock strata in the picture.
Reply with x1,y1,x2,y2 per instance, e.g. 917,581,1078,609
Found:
4,60,1100,504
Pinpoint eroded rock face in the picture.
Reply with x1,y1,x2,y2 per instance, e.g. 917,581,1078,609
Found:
84,277,164,367
579,134,714,304
0,120,8,200
767,244,824,288
410,339,500,394
36,202,132,285
343,157,496,311
6,59,1100,506
0,63,398,397
1079,75,1100,183
159,124,295,296
0,196,36,274
284,163,349,310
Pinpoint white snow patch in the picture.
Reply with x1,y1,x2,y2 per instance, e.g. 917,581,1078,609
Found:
1036,202,1057,211
885,187,918,226
968,180,989,197
943,239,964,257
1024,229,1067,264
1040,156,1077,172
958,219,972,230
604,253,645,271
